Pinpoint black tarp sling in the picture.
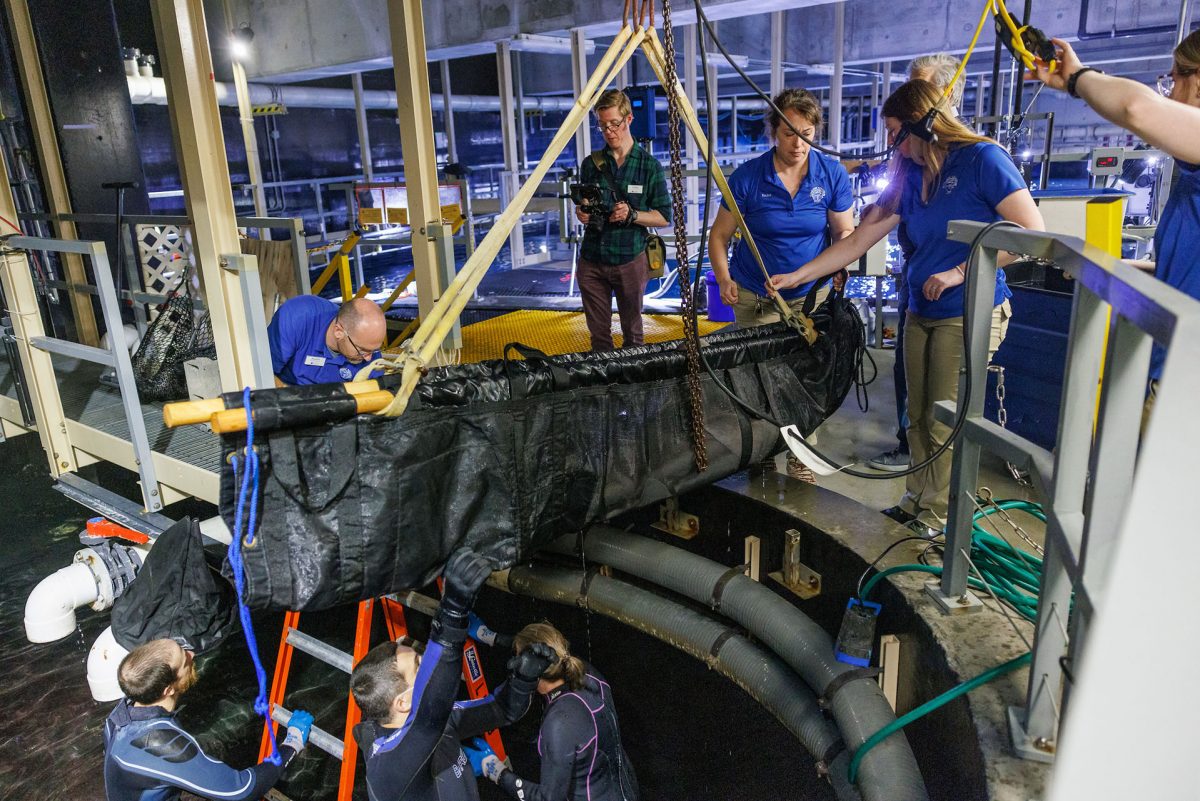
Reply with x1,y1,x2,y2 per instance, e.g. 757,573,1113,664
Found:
111,517,238,653
220,299,863,611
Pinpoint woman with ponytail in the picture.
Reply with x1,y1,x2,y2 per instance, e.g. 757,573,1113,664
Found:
473,622,638,801
770,78,1044,536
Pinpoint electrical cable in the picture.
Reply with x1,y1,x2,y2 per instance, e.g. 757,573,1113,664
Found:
682,6,876,449
858,499,1046,622
844,494,1050,782
691,0,996,161
683,0,1039,481
855,536,942,598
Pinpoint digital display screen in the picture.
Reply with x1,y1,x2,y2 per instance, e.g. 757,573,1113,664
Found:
1095,156,1119,168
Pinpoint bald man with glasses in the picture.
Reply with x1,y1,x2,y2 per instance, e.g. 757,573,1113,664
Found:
267,295,386,386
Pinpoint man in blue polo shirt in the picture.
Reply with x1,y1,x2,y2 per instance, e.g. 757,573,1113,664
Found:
267,295,386,385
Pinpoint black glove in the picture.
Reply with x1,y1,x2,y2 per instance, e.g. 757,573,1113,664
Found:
508,641,556,683
440,548,493,620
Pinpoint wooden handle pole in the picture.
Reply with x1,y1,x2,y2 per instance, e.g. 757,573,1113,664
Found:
162,380,383,428
209,390,396,434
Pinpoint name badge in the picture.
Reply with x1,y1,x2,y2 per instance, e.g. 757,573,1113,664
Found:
304,355,326,367
627,184,644,194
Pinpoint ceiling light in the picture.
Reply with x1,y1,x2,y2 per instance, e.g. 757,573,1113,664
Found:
230,24,254,61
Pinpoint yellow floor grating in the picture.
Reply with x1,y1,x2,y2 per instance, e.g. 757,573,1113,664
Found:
457,310,727,362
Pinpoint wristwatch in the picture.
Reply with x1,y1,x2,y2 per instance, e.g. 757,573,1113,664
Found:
628,207,639,226
1067,67,1102,98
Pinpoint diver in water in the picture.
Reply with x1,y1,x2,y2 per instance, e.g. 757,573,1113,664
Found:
103,638,314,801
470,622,639,801
350,548,555,801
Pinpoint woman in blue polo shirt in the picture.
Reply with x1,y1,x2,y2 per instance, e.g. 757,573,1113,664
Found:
708,88,854,483
1029,33,1200,428
770,79,1044,534
709,88,854,327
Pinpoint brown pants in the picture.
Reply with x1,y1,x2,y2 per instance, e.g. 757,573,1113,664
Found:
578,252,650,352
899,301,1011,528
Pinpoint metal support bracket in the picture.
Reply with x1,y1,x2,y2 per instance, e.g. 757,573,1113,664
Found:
1007,705,1057,763
768,528,821,599
220,252,274,388
651,497,699,539
923,578,985,615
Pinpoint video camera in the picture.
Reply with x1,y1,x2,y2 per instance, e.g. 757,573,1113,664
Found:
569,182,615,233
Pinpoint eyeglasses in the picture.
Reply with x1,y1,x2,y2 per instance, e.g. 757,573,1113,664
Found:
596,118,627,134
1158,66,1198,96
343,329,375,361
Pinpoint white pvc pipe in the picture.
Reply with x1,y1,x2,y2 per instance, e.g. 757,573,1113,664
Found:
24,561,100,643
126,75,756,113
87,626,129,703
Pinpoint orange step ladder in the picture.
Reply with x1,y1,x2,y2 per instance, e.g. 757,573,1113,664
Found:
258,593,506,801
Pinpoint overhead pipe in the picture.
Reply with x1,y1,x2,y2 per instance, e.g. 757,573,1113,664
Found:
496,564,861,801
548,527,929,801
1077,0,1180,41
126,75,759,113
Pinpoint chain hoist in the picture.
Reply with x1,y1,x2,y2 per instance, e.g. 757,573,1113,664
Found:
661,0,708,471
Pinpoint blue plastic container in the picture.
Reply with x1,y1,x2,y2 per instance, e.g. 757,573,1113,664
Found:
704,271,735,323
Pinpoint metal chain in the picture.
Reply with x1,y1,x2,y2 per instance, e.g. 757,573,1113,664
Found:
989,364,1030,486
661,0,708,471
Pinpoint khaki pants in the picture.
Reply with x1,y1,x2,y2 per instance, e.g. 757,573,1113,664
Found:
731,285,831,329
735,285,832,457
899,300,1011,528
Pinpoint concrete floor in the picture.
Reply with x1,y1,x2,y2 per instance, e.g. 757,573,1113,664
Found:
770,343,1047,549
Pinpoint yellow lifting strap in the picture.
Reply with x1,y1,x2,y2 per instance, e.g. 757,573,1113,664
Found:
640,28,816,345
366,26,646,417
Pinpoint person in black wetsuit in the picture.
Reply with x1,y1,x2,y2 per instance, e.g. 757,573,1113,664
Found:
349,549,555,801
475,622,638,801
103,638,313,801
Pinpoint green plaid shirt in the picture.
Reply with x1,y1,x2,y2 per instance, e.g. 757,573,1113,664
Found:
579,143,672,266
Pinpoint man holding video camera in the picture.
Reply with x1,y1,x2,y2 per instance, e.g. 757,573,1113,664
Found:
573,89,671,352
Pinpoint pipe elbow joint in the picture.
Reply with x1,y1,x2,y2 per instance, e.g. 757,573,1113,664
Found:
24,561,101,643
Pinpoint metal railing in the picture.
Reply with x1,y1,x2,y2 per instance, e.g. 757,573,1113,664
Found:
15,212,307,336
7,236,164,512
932,221,1200,792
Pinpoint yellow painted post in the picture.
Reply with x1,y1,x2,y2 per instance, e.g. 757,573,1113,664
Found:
0,148,75,473
150,0,261,390
1086,194,1129,421
388,0,443,323
1085,196,1126,258
337,253,353,301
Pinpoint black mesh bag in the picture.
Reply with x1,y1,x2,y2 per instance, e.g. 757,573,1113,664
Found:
130,273,204,402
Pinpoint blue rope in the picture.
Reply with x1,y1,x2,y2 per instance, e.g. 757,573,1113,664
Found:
228,387,282,765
